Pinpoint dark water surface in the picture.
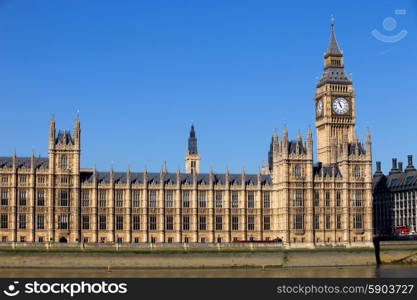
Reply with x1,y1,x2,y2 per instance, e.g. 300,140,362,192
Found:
1,265,417,278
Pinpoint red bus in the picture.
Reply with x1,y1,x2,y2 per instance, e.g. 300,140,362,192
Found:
394,226,410,234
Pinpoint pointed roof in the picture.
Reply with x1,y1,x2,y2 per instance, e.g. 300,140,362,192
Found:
190,124,196,138
325,21,342,57
317,19,351,87
187,124,198,155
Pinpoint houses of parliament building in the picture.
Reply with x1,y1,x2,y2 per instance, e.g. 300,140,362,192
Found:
0,23,373,248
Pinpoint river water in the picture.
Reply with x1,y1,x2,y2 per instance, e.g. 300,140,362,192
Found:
1,265,417,278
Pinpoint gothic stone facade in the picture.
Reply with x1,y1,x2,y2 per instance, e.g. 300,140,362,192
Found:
0,24,373,247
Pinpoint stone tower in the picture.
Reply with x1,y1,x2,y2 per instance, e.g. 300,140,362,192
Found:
185,124,200,174
48,115,81,242
315,20,356,165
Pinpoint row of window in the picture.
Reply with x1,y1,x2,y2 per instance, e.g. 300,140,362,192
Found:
0,214,363,231
0,190,272,209
1,176,49,184
1,213,364,231
294,214,364,230
1,164,363,185
0,214,271,231
1,235,273,244
0,189,366,208
1,190,363,208
312,190,364,207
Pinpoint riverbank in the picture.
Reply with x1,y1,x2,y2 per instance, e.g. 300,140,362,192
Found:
2,265,417,278
0,241,415,268
0,248,376,268
379,241,417,264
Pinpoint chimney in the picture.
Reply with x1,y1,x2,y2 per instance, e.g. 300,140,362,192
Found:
374,161,383,177
398,162,403,172
405,155,417,172
389,158,400,174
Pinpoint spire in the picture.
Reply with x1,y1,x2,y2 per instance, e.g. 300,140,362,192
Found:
73,116,80,147
271,129,279,151
318,16,351,88
325,16,342,57
296,130,302,142
306,126,313,155
272,128,278,141
307,126,312,140
49,114,56,147
366,128,371,143
188,124,198,155
282,125,288,140
93,166,97,184
12,151,16,169
31,152,35,170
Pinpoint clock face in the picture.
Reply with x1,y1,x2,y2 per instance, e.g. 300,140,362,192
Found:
316,100,323,117
332,97,349,115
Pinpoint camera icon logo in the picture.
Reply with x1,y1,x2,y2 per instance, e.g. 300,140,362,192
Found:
372,9,408,43
3,281,20,297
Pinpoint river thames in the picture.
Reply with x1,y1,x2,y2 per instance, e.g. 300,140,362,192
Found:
0,265,416,278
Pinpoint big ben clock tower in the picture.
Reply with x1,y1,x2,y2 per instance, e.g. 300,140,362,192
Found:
315,20,355,164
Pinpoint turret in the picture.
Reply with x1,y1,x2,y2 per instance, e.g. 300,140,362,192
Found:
296,131,302,154
73,116,81,149
160,166,165,187
282,126,288,156
12,151,16,170
209,168,214,186
241,168,246,188
127,167,131,187
268,130,279,171
143,167,148,187
306,127,313,156
366,129,372,158
185,124,200,174
176,168,181,188
93,167,97,184
49,115,56,150
315,18,355,164
30,152,35,171
272,129,279,151
257,170,261,188
110,167,114,185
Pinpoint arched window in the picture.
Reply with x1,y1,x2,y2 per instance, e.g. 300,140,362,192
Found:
354,167,361,178
60,155,68,170
294,166,302,178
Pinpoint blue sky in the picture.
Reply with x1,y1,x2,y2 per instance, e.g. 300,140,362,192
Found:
0,0,416,174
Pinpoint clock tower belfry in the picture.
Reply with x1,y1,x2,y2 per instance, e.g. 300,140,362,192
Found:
315,20,355,164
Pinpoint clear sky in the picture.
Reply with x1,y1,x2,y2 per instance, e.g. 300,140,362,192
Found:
0,0,416,174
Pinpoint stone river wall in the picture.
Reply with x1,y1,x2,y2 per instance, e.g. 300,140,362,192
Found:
0,241,414,268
